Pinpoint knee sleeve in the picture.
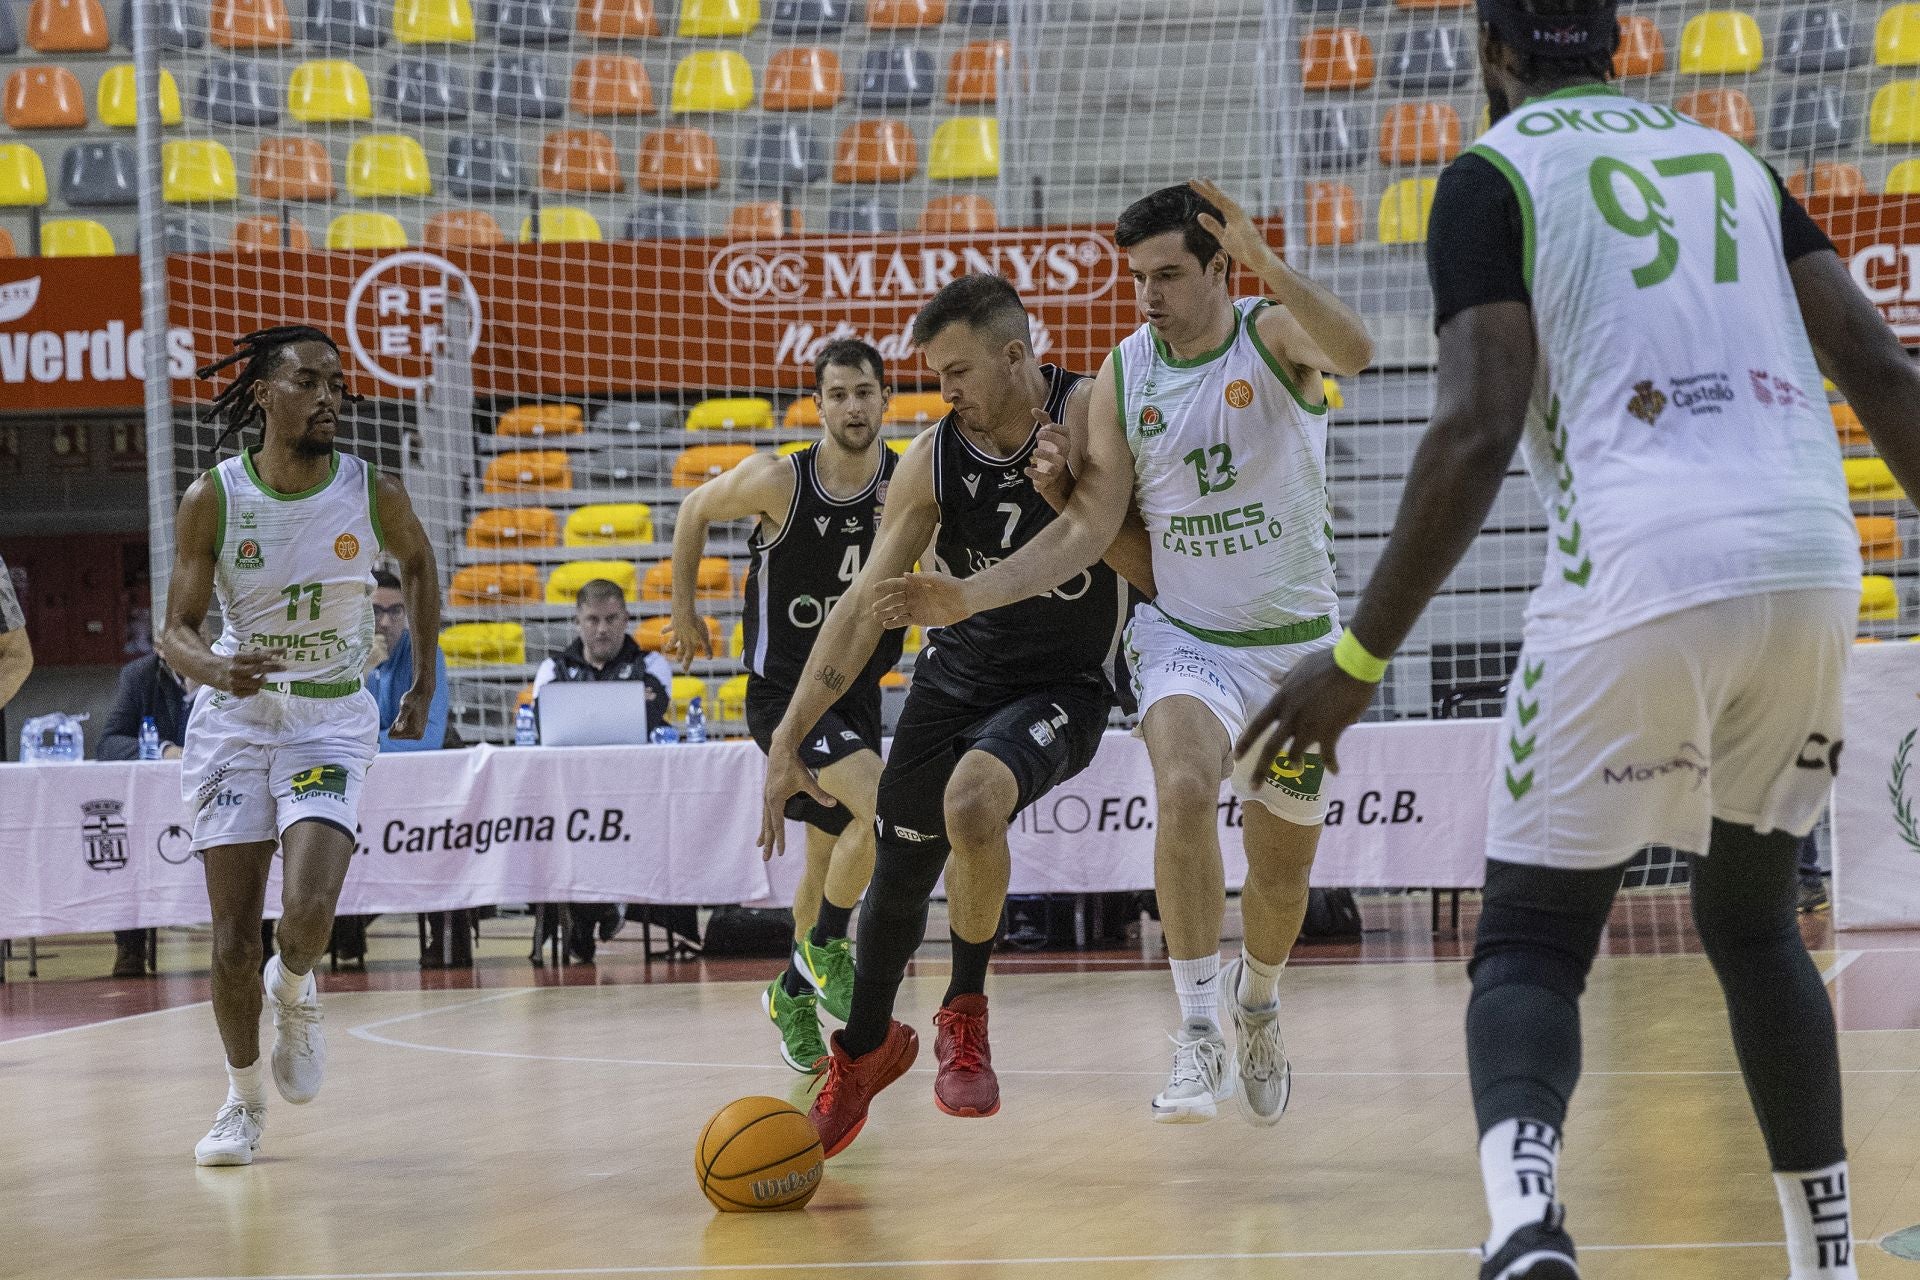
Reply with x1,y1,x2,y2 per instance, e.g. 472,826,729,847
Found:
1690,818,1800,953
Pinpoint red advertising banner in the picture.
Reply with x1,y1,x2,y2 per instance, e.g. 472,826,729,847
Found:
1807,194,1920,345
0,256,196,412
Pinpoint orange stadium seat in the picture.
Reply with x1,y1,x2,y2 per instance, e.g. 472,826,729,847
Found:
945,39,1005,104
782,399,821,429
5,66,85,129
252,136,335,201
541,128,623,192
887,392,947,425
834,119,918,182
637,126,720,191
483,450,573,493
1832,401,1869,445
231,215,310,251
466,506,560,548
0,229,18,257
571,54,654,116
919,193,996,232
1788,162,1864,199
640,562,673,600
1301,28,1374,91
577,0,658,37
869,0,944,28
1858,515,1901,562
726,200,801,238
672,443,754,488
763,46,843,110
633,614,722,654
27,0,110,52
695,557,734,598
211,0,293,48
450,564,543,606
1379,101,1461,165
1308,181,1359,247
1613,15,1666,78
880,669,907,688
498,403,584,437
1676,88,1756,144
424,208,506,247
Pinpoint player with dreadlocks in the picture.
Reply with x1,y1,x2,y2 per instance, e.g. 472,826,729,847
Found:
160,325,441,1166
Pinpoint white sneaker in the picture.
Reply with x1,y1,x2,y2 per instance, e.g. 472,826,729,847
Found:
1150,1017,1235,1123
1222,956,1291,1127
194,1100,264,1166
264,955,325,1105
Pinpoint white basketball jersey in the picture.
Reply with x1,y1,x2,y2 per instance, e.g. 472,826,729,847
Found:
1117,297,1338,642
1472,86,1860,650
209,447,380,686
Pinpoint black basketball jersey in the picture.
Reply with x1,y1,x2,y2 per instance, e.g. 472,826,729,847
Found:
922,364,1130,702
741,443,903,692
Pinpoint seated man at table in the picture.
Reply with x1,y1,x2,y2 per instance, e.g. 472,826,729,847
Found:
530,578,671,962
98,643,195,977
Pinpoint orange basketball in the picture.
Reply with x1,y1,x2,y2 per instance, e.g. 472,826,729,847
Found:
695,1096,824,1213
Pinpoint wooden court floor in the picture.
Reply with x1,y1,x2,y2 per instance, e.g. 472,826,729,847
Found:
4,904,1920,1280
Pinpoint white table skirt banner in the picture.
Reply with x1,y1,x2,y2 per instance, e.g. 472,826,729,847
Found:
0,720,1500,937
1830,643,1920,930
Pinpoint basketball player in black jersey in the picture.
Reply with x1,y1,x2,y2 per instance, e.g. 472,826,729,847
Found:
667,340,901,1074
763,275,1131,1158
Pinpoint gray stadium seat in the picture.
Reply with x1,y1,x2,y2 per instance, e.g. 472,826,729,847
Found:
855,47,937,109
1295,0,1384,11
192,61,280,127
623,200,706,240
1385,27,1470,92
1776,6,1860,74
445,135,526,198
59,142,138,207
120,0,202,50
1299,105,1369,170
736,121,826,190
163,212,212,254
306,0,388,47
477,55,561,120
768,0,850,36
1767,84,1858,151
828,197,899,234
595,402,683,434
383,58,468,122
484,0,571,44
952,1,1007,25
0,1,16,54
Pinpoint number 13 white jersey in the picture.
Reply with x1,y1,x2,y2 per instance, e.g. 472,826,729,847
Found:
1471,86,1860,650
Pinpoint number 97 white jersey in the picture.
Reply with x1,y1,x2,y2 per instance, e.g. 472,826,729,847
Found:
1470,87,1860,651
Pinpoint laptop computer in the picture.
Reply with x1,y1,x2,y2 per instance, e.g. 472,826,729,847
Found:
534,680,657,747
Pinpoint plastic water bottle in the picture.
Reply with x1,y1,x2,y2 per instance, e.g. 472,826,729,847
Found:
52,721,78,762
685,696,706,745
514,703,538,747
649,723,680,745
138,715,161,761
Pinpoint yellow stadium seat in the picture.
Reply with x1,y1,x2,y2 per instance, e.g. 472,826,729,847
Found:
783,399,821,428
288,60,372,123
886,438,910,455
0,145,49,206
640,562,673,600
1378,178,1436,244
565,503,654,545
928,116,999,180
41,218,113,256
1846,456,1904,500
1872,82,1920,144
1323,377,1344,409
347,134,432,198
1678,10,1763,74
1858,515,1901,563
1888,159,1920,193
903,625,923,654
729,621,744,657
467,506,559,548
671,50,755,112
1862,574,1900,620
326,211,408,249
673,443,755,487
887,392,947,425
670,674,708,720
498,403,584,437
687,397,774,430
677,0,757,37
440,621,525,666
777,440,809,456
450,563,542,606
717,673,748,722
97,65,181,128
1878,3,1920,66
483,450,572,493
520,206,601,243
395,0,475,42
546,559,638,604
161,139,237,203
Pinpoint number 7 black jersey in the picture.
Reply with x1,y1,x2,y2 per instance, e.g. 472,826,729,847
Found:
741,444,903,692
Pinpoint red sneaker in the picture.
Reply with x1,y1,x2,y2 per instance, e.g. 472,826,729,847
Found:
809,1021,919,1158
932,993,1000,1118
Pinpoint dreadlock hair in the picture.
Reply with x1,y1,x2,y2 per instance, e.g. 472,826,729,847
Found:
196,325,356,456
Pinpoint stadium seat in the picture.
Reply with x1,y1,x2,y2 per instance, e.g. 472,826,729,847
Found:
60,142,136,206
886,391,946,424
672,50,756,111
1767,84,1858,151
231,215,310,252
446,135,526,197
566,502,653,544
151,211,211,254
547,559,637,604
478,54,562,118
487,0,571,42
835,119,918,182
1832,401,1869,444
577,0,659,38
634,615,721,655
902,625,923,654
1870,81,1920,143
670,675,708,720
717,673,748,722
678,0,757,36
211,0,292,48
1613,15,1665,77
1858,515,1901,562
769,0,847,35
885,437,910,455
1679,10,1763,74
928,117,998,179
1301,28,1374,91
1377,178,1435,244
1301,104,1369,169
696,557,734,597
1789,161,1864,197
1379,101,1461,165
308,0,388,46
289,60,372,122
765,46,842,110
161,139,237,202
253,136,334,200
1879,4,1920,66
1308,181,1358,247
348,134,433,197
541,128,622,191
383,57,469,122
1677,88,1756,144
426,208,504,246
946,38,1005,103
782,399,820,429
688,397,774,430
485,450,573,493
440,621,525,666
726,200,795,238
1862,574,1900,619
596,401,681,433
41,218,114,256
571,54,653,115
467,506,559,547
639,563,673,600
395,0,475,42
953,0,1003,22
520,205,602,242
1846,456,1903,499
919,192,995,231
856,46,937,108
5,66,84,129
737,120,825,188
1393,0,1469,8
98,65,182,127
1779,5,1858,72
639,126,721,191
27,0,109,51
869,0,942,27
1385,27,1468,90
673,443,754,487
451,563,542,606
327,211,408,248
0,145,49,206
624,199,705,238
194,60,280,126
827,196,898,232
1887,159,1920,193
499,403,583,436
120,0,199,48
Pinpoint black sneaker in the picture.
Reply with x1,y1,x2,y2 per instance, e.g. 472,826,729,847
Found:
1479,1205,1578,1280
1797,876,1830,914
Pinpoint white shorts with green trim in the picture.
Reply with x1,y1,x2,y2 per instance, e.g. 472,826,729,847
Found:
1124,603,1336,823
182,683,379,851
1488,588,1854,871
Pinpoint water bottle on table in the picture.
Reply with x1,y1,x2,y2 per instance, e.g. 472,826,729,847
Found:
685,695,706,744
514,703,538,747
138,715,161,761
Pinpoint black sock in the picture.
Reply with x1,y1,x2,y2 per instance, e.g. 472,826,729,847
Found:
943,928,998,1007
812,898,855,944
839,839,943,1059
780,961,810,997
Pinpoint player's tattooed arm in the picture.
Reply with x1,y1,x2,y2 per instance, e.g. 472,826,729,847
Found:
817,665,848,695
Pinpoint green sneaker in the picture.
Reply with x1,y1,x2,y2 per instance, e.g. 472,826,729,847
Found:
792,934,855,1022
762,978,828,1074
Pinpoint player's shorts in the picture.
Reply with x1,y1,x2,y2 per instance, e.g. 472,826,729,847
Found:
745,674,882,836
1488,588,1855,871
875,672,1112,855
181,682,379,852
1125,604,1336,823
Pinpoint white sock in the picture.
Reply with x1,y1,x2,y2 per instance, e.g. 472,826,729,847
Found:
270,955,314,1006
1236,949,1284,1009
1169,953,1221,1026
1775,1162,1859,1279
225,1058,267,1110
1479,1118,1561,1255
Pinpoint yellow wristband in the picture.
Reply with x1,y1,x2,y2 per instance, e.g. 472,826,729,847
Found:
1333,630,1388,684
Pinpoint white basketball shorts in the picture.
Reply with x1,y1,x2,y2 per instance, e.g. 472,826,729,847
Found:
181,683,379,851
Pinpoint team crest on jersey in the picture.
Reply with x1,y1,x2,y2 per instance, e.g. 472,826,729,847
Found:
1626,379,1667,425
335,532,359,561
235,538,264,570
1224,380,1254,410
875,480,889,507
1139,405,1166,438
